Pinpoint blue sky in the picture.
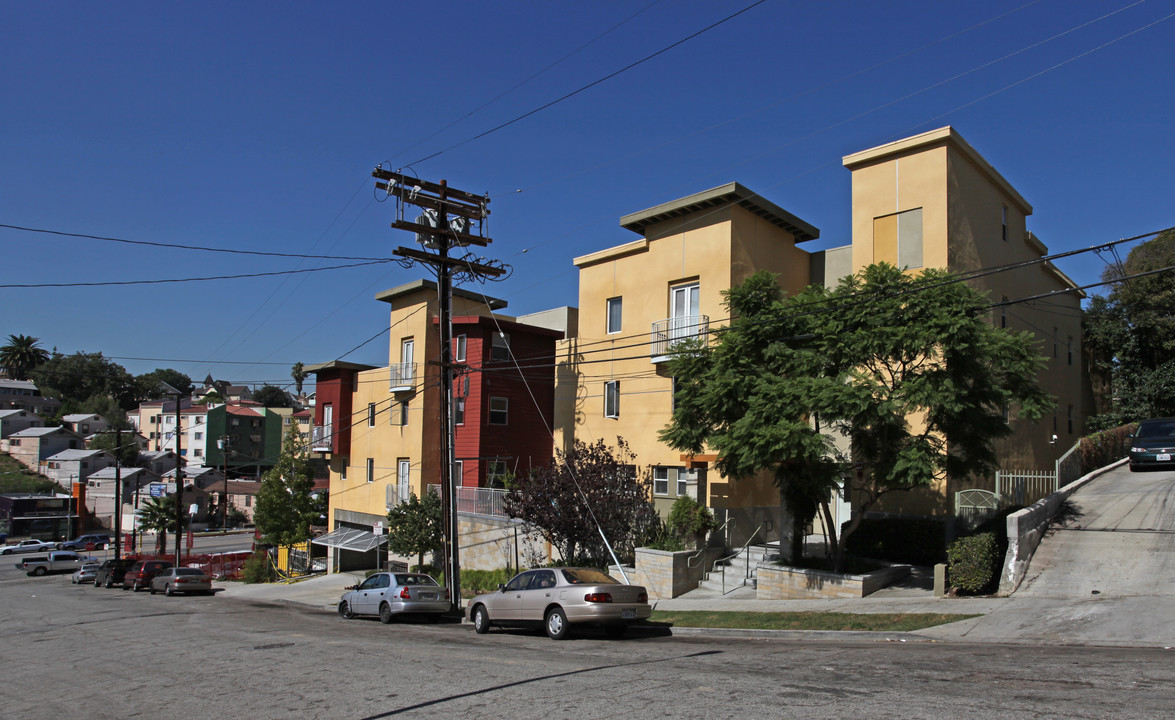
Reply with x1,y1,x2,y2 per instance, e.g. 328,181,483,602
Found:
3,1,1172,391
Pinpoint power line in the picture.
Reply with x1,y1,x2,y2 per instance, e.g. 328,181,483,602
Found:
0,223,388,262
0,260,395,288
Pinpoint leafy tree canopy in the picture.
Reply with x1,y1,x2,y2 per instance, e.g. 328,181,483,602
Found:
252,384,293,408
88,429,140,466
30,351,138,414
254,424,317,548
1084,228,1175,425
504,437,657,567
134,369,193,400
386,491,442,570
663,266,1052,570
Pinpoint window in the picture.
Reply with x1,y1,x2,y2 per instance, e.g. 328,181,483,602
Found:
1000,297,1008,328
194,449,203,458
606,297,622,334
1053,327,1059,358
1067,336,1073,366
454,460,464,485
669,282,701,346
1002,205,1009,242
196,417,203,425
340,464,347,481
604,381,620,418
245,495,252,508
454,398,465,425
284,417,292,425
397,459,410,500
194,432,203,440
397,401,408,426
491,333,510,361
165,416,173,424
489,397,508,425
366,458,375,483
454,335,466,363
487,460,508,487
873,207,923,268
1067,405,1074,434
368,403,376,427
677,468,695,497
653,467,669,495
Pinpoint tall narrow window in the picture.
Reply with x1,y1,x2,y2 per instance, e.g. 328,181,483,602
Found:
491,333,510,361
453,460,464,486
1002,205,1009,242
1067,336,1073,366
487,459,508,487
398,401,408,426
489,397,508,425
368,403,376,427
606,297,622,334
604,381,620,418
454,335,467,363
1067,405,1074,434
1000,297,1008,328
455,398,465,425
366,458,374,483
397,459,410,500
1053,327,1059,358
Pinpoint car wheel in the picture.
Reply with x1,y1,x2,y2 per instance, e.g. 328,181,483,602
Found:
106,578,115,589
94,579,101,587
338,601,354,620
165,584,174,597
32,567,47,577
1129,463,1140,472
545,607,569,640
472,605,491,634
379,602,394,624
150,584,157,595
133,583,141,592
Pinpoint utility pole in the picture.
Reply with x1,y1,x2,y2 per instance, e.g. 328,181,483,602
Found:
372,167,507,611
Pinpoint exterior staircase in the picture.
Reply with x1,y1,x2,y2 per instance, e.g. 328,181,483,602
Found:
693,542,780,596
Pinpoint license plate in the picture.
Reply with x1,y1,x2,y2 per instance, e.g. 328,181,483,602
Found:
420,593,436,600
621,609,636,619
1158,454,1172,462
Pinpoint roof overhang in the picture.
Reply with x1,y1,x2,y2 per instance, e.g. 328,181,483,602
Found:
311,527,386,552
619,182,819,242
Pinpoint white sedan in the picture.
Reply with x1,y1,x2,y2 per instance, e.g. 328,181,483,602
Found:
338,572,449,623
0,539,57,555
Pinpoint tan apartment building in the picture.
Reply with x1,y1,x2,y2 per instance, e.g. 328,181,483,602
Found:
558,126,1086,542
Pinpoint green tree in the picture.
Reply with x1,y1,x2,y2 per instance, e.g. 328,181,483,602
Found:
386,491,442,570
88,429,140,466
29,351,138,413
661,272,846,564
138,494,179,556
291,362,309,396
252,384,293,408
504,437,657,567
0,334,50,381
134,369,193,401
1084,229,1175,425
664,266,1052,571
254,424,317,549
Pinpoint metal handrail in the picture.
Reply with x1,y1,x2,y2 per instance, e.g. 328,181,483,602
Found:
687,517,732,568
718,522,765,595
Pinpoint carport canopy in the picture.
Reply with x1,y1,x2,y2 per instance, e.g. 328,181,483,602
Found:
311,527,386,553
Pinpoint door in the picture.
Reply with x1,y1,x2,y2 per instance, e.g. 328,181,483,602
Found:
354,573,389,615
398,338,415,386
669,283,700,344
490,570,537,621
397,459,411,501
519,569,558,622
322,404,334,447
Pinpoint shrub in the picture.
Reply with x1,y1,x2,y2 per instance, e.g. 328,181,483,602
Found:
842,517,947,566
460,568,516,597
241,550,273,584
1078,423,1137,472
666,496,716,548
947,532,998,594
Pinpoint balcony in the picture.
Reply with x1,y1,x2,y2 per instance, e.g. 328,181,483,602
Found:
427,483,509,518
311,425,332,453
386,483,412,508
389,362,417,393
651,314,709,363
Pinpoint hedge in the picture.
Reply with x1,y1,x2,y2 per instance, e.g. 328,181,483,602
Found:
1078,422,1137,473
947,532,998,594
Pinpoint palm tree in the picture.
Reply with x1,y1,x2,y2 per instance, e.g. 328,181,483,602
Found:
137,494,179,556
0,334,50,381
290,362,308,396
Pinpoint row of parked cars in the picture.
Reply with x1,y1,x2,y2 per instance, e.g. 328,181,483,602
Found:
76,557,214,595
0,533,114,555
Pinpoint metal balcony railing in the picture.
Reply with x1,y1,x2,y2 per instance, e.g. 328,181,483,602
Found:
427,483,509,518
386,483,412,507
311,425,332,452
389,363,417,392
650,314,709,361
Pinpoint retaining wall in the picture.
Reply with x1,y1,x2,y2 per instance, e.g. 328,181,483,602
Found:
756,562,910,600
998,458,1126,594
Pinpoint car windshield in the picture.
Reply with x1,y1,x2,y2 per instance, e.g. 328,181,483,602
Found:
395,574,438,586
560,568,619,585
1137,420,1175,437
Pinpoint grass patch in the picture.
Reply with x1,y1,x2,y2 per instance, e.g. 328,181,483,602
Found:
648,610,979,632
0,452,58,494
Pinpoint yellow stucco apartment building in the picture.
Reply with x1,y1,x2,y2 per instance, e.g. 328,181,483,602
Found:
555,127,1086,546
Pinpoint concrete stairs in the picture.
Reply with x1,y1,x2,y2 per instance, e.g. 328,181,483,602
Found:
693,542,780,597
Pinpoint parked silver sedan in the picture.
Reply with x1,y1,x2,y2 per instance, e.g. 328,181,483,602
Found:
149,567,213,596
466,567,651,639
71,562,101,584
338,572,449,623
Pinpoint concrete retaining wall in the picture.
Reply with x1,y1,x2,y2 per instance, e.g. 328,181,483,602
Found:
998,458,1126,595
756,562,910,600
632,547,723,601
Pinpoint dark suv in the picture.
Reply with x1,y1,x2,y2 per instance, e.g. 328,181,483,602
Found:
123,560,173,592
94,558,136,588
58,534,112,551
